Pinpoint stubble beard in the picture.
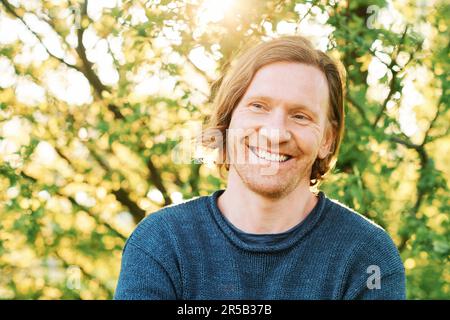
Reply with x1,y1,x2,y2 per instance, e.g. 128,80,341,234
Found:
232,155,314,200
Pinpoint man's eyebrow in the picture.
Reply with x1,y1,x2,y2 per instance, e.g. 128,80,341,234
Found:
244,95,318,115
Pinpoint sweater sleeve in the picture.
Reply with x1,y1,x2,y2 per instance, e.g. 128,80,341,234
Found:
114,241,178,300
351,272,406,300
341,227,406,300
114,212,182,300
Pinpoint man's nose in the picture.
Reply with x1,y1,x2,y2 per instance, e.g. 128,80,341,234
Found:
259,109,292,145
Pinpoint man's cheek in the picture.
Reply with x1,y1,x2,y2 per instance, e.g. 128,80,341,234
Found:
296,132,321,155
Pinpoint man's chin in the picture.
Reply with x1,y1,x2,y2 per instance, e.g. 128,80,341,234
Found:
247,184,292,199
237,169,297,199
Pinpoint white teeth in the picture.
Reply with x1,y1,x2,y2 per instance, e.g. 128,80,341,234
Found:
251,147,290,162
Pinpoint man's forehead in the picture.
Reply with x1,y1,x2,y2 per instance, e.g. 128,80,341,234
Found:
244,62,329,105
253,62,327,83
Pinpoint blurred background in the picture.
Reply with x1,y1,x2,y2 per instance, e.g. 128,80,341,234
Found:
0,0,448,299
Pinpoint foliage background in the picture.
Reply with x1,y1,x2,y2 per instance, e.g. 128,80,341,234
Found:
0,0,448,299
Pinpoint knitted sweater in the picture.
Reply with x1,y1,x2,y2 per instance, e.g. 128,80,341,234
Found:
114,190,406,300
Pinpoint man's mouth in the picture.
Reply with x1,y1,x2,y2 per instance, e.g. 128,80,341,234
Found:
248,146,293,163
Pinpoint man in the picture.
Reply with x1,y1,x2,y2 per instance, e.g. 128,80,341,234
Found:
114,36,406,300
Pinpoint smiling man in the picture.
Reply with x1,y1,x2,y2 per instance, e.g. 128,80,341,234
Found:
114,36,406,300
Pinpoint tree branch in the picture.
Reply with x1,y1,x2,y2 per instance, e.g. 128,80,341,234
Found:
390,135,430,252
346,93,370,124
0,0,80,72
19,171,127,241
372,68,398,128
389,136,421,150
146,157,172,206
65,195,127,241
421,93,445,146
74,1,107,98
372,26,418,128
188,162,201,196
83,143,148,223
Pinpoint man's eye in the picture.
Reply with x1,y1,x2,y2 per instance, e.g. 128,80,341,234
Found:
249,103,265,110
293,114,309,121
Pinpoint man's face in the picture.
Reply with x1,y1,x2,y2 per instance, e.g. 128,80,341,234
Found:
226,62,334,199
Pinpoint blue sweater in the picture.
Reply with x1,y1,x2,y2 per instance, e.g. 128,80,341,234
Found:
114,190,406,300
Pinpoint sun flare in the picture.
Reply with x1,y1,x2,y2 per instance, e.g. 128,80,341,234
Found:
196,0,235,24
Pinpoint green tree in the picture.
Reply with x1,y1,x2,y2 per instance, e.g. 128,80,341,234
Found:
0,0,448,299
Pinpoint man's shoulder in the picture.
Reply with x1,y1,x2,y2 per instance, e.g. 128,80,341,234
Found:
322,194,405,279
325,196,381,231
150,194,208,220
323,195,398,251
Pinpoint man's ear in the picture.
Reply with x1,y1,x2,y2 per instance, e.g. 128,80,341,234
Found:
318,124,335,160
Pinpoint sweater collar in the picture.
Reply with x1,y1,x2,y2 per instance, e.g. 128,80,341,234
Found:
206,189,329,253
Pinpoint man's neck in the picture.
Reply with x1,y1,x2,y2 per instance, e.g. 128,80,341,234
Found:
217,169,318,234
